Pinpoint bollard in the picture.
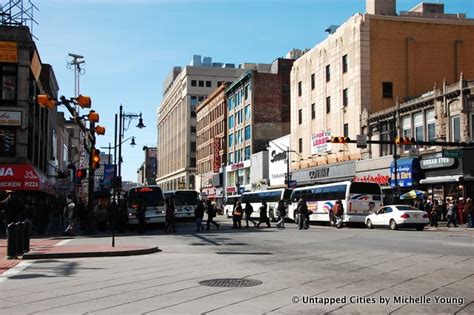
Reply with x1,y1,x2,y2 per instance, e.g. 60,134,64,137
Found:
6,223,18,259
16,221,24,256
23,220,31,253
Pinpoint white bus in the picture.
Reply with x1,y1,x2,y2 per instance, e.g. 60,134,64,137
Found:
127,186,166,224
164,190,200,219
288,181,383,224
241,188,293,221
224,195,241,218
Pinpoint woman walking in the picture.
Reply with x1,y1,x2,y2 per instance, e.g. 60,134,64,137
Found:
276,200,286,228
256,201,271,228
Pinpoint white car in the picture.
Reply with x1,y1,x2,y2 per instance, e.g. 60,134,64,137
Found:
365,205,429,231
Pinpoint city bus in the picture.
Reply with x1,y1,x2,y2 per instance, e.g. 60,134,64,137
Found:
127,186,166,224
163,190,200,219
288,181,383,224
241,188,293,221
224,195,241,218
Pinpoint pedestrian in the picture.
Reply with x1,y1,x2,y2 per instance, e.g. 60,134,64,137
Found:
296,198,308,230
457,198,465,225
256,201,271,228
194,200,205,232
206,200,220,230
232,200,243,229
244,201,257,227
64,198,76,236
446,199,457,228
332,199,344,229
136,197,146,234
165,197,176,233
107,200,119,232
430,200,439,227
276,200,287,228
464,198,473,228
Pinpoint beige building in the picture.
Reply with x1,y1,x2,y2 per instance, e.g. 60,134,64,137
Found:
157,55,245,191
290,0,474,172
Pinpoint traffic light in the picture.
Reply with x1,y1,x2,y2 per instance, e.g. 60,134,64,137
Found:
332,136,350,143
76,168,87,180
37,95,56,109
76,95,92,108
95,125,106,135
395,137,416,145
88,110,99,123
92,149,101,169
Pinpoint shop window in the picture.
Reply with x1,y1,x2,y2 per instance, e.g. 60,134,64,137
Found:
1,64,17,104
0,128,15,156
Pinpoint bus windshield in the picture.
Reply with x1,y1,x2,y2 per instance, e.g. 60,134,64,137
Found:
349,182,382,195
174,191,199,206
128,187,164,208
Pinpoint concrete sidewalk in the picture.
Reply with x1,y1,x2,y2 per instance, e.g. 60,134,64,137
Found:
1,236,159,274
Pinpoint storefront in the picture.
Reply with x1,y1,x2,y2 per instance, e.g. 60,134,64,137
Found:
291,161,355,186
390,157,422,190
0,163,55,195
419,152,469,201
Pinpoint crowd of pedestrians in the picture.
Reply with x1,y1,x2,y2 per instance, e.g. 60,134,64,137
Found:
413,196,474,228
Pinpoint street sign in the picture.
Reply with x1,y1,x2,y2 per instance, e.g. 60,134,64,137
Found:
286,180,297,188
442,149,463,158
409,147,420,157
356,134,367,149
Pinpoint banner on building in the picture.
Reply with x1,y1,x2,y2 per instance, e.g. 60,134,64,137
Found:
213,137,221,173
311,130,332,155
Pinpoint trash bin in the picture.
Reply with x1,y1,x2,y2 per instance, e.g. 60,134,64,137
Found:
6,223,18,259
16,221,24,256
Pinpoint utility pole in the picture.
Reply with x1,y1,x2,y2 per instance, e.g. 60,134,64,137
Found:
392,112,399,202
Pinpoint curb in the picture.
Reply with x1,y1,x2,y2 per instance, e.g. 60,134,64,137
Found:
21,246,161,260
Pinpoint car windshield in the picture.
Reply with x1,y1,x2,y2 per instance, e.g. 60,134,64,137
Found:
395,206,419,211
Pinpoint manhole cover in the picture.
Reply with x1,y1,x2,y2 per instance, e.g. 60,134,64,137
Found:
199,278,262,287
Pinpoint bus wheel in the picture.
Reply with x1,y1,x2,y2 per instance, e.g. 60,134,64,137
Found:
390,219,398,230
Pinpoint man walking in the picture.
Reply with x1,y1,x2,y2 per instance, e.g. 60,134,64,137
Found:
206,200,220,230
194,200,205,232
276,200,286,228
244,201,257,227
296,198,308,230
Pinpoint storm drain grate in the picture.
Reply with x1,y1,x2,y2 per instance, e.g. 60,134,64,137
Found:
199,278,263,288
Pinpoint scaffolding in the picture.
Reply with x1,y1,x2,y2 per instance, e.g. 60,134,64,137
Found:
0,0,38,39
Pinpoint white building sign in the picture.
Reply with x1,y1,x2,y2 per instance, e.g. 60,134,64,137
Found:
0,111,21,126
311,130,332,155
268,135,289,187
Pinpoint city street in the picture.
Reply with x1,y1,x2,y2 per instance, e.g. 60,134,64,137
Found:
0,218,473,314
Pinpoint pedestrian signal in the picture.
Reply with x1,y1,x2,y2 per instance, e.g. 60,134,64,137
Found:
76,169,87,180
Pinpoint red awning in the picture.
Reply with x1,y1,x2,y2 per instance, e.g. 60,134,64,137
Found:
0,163,55,195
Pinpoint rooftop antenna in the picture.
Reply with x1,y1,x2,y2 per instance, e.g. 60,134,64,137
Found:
67,53,85,113
0,0,39,39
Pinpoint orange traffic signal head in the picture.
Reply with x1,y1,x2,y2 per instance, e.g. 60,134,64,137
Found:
37,95,56,109
92,149,101,169
395,137,415,145
76,95,92,108
88,110,100,123
95,125,106,136
332,136,350,144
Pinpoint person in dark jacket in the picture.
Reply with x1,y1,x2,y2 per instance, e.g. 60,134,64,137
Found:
244,201,257,227
165,197,176,233
194,200,205,232
276,200,287,228
232,200,243,229
296,198,308,230
206,200,220,230
256,201,271,228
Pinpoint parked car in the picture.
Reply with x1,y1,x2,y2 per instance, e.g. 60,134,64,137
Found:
365,205,429,231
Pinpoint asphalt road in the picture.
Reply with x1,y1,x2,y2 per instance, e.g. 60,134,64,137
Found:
1,218,473,314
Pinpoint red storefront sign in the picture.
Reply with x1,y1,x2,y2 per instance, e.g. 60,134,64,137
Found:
353,174,390,186
213,138,221,173
0,164,55,194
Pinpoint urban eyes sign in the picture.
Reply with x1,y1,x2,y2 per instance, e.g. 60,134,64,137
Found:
420,157,455,170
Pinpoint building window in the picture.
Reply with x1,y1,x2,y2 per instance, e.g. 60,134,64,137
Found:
228,133,234,147
452,116,461,142
228,153,233,164
190,158,196,167
427,110,436,141
383,82,393,98
228,116,234,129
298,109,302,124
190,96,197,106
245,105,250,120
311,73,315,90
311,103,315,120
206,81,211,87
298,138,303,153
402,116,411,138
342,54,348,73
326,65,330,82
228,96,234,111
191,80,197,87
343,88,348,107
191,110,196,118
380,123,392,156
191,126,196,133
0,128,15,156
343,123,349,137
244,85,249,100
414,112,423,141
326,96,331,113
198,80,204,87
245,146,251,160
244,125,251,140
298,81,302,96
191,142,196,152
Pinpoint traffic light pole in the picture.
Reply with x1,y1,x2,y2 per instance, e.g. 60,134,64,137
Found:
87,121,96,234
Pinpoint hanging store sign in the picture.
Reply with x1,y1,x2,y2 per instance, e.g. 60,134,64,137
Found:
213,138,221,173
0,111,21,126
420,157,455,170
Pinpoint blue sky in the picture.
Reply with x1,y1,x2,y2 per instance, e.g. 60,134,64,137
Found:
35,0,473,181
